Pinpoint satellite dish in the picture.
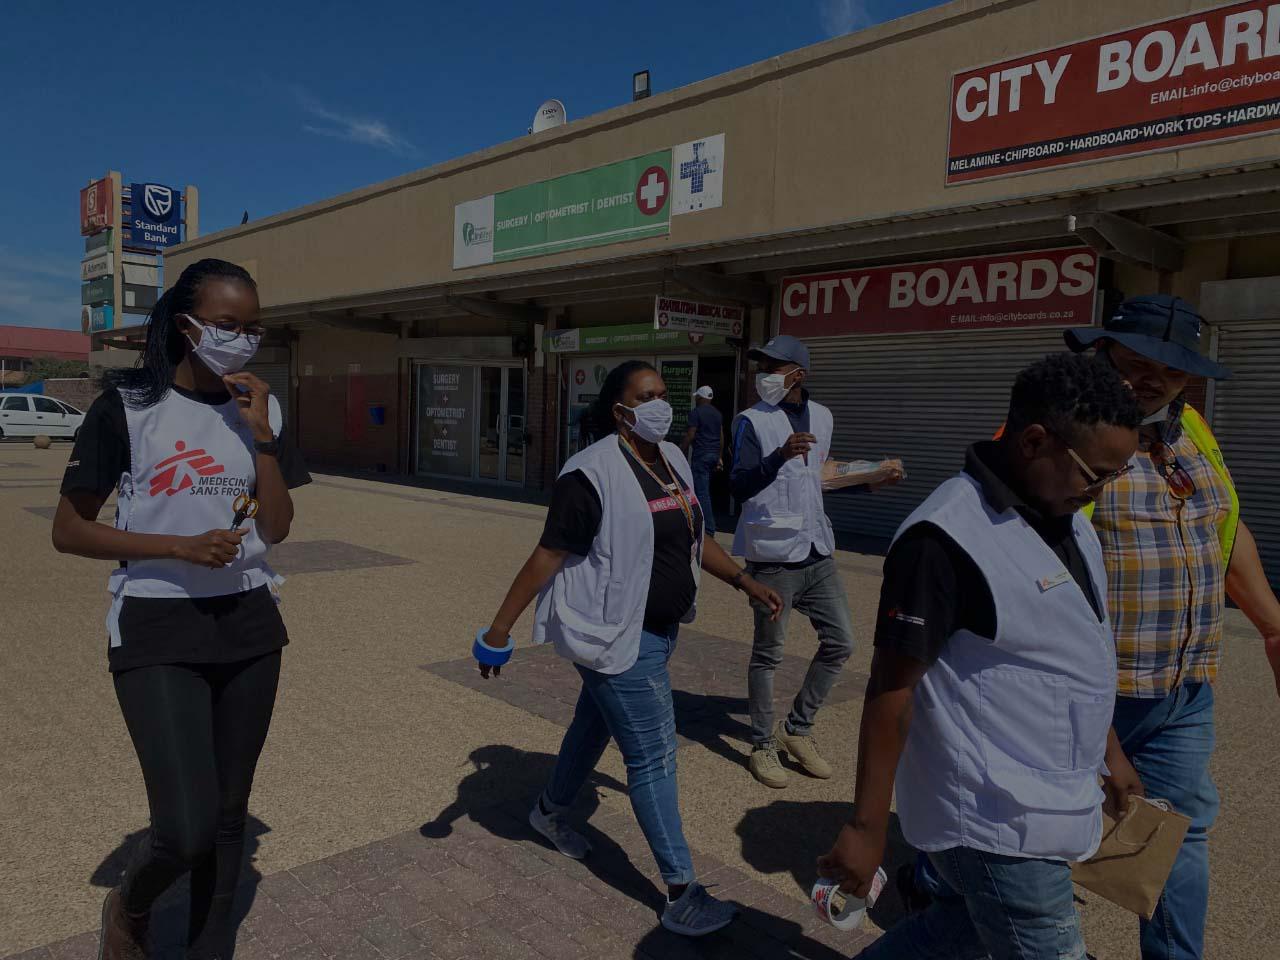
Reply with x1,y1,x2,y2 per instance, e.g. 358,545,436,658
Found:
530,99,567,134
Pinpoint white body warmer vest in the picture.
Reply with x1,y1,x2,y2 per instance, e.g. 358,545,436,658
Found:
731,400,836,563
892,474,1116,863
533,436,703,675
106,390,283,644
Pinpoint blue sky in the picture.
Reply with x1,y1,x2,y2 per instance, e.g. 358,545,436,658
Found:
0,0,936,330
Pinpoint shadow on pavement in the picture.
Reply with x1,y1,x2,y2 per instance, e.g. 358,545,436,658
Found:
419,744,666,913
735,801,917,932
632,904,858,960
89,817,271,959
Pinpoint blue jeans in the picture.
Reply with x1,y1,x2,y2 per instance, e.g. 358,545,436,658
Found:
746,556,855,745
691,454,717,535
859,847,1086,960
543,627,694,886
1111,682,1219,960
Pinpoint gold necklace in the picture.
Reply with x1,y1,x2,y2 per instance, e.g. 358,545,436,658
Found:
618,434,697,542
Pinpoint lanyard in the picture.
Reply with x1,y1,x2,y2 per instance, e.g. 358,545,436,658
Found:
618,434,697,543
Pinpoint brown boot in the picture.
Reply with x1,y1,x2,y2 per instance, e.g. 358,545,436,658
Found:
97,888,149,960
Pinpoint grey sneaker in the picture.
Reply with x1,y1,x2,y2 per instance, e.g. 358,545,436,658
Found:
775,720,833,779
662,882,738,937
529,801,591,860
749,745,788,788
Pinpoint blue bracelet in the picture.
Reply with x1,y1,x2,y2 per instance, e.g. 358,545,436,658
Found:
473,629,514,667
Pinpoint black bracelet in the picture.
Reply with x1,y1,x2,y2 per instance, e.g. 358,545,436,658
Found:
731,570,747,591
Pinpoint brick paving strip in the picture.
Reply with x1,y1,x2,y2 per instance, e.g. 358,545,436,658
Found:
7,800,878,960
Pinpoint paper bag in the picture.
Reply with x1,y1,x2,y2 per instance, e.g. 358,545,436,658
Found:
1070,796,1190,919
820,457,905,492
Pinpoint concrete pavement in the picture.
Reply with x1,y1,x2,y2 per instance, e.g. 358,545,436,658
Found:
1,441,1277,958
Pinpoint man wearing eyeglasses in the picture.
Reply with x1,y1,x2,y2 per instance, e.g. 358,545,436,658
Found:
1065,294,1280,960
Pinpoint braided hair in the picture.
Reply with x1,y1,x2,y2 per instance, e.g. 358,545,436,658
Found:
105,258,257,408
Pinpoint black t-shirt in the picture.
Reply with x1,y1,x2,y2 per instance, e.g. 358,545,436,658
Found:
873,441,1102,668
61,385,312,672
540,440,703,633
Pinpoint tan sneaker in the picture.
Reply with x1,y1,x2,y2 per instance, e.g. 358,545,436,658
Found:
749,745,788,788
775,720,833,779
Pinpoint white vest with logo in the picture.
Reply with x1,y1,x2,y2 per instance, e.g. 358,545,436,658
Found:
533,435,703,675
731,400,835,563
892,473,1116,863
105,389,283,644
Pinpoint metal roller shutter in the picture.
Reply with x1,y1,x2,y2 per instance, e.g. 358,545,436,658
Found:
1210,319,1280,589
246,362,291,427
802,327,1069,542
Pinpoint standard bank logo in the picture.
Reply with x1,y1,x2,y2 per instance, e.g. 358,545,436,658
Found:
143,184,174,220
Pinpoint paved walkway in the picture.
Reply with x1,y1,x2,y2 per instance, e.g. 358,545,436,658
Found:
10,800,874,960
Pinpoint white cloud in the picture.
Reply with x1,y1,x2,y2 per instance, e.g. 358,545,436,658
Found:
0,247,81,329
819,0,872,37
295,89,415,155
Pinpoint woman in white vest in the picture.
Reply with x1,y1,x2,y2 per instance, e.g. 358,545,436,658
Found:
476,360,782,937
52,259,310,960
817,354,1142,959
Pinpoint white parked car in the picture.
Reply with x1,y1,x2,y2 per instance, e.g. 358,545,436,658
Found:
0,393,86,440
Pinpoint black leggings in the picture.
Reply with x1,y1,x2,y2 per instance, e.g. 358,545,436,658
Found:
113,652,281,948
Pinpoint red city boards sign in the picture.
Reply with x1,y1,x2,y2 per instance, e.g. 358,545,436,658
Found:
80,179,114,235
947,1,1280,184
777,248,1098,338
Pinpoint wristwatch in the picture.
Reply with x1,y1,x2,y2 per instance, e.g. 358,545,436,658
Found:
254,436,281,456
731,570,748,591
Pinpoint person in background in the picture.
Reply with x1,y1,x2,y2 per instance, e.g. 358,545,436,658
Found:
820,353,1141,959
731,335,893,789
1064,295,1280,960
51,259,311,960
477,360,783,937
681,385,724,537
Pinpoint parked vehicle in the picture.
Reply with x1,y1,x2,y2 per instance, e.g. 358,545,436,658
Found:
0,393,86,440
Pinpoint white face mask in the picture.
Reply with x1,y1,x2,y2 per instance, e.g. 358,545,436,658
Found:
183,316,261,376
617,398,673,443
1142,403,1171,426
755,370,794,406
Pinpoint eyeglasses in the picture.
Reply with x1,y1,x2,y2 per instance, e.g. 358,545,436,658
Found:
1148,439,1197,500
181,313,264,344
1048,429,1134,492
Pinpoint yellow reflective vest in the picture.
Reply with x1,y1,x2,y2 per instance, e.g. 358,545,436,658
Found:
1084,405,1240,567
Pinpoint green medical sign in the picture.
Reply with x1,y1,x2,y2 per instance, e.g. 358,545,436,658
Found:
454,151,672,268
545,323,726,354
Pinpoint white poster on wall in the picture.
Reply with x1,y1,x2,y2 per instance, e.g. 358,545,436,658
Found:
672,133,724,215
453,194,495,269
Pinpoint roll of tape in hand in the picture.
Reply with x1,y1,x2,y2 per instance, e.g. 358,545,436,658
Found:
473,629,514,667
811,867,886,931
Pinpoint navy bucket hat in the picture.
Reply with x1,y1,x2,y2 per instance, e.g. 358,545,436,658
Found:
1064,294,1231,380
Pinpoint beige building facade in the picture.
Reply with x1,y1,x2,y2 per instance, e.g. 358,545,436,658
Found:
161,0,1280,581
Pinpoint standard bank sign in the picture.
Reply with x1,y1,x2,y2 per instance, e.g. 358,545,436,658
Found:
129,183,181,249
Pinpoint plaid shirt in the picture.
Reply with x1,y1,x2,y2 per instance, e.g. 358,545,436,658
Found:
1091,414,1232,698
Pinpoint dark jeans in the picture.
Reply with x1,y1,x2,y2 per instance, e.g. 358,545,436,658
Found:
745,555,855,746
860,847,1085,959
114,652,281,950
691,454,717,535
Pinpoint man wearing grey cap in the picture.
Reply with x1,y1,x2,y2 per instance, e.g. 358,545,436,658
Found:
730,334,858,788
1065,294,1280,960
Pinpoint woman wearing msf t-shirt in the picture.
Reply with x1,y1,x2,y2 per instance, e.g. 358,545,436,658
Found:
52,258,310,960
475,360,783,937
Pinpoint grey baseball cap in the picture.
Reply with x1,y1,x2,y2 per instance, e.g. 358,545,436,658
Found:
748,334,810,370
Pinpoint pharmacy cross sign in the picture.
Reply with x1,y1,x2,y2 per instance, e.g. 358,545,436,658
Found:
636,166,669,215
